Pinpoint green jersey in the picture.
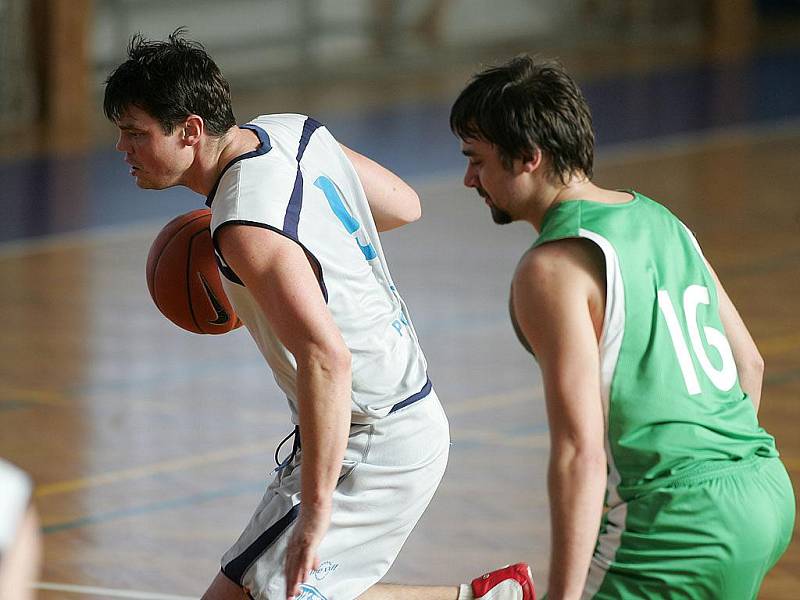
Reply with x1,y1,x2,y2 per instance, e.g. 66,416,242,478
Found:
532,192,777,505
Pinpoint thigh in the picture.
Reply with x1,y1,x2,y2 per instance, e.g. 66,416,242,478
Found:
585,458,795,600
222,394,450,600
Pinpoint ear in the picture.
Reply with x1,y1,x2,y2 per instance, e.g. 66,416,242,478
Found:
520,147,542,173
182,115,204,146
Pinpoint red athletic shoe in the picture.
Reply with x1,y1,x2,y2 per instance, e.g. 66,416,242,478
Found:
471,563,535,600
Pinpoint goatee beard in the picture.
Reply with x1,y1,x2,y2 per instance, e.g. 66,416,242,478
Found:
490,204,513,225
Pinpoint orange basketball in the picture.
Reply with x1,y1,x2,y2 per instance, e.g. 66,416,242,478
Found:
146,208,242,335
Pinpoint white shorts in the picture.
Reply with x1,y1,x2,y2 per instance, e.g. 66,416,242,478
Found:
220,390,450,600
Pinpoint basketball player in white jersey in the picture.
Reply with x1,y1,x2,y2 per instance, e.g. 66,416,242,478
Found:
104,31,534,600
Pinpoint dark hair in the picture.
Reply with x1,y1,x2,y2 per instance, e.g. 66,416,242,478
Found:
450,55,594,182
104,28,236,136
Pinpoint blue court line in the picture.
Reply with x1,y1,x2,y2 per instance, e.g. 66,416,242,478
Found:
0,399,34,412
41,480,266,535
765,370,800,386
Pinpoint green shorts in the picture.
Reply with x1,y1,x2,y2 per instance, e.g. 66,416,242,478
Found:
584,457,795,599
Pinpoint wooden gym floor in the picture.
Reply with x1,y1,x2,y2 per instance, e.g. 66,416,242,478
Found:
1,40,798,599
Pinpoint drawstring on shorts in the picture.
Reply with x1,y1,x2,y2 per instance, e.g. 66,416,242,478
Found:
273,426,300,472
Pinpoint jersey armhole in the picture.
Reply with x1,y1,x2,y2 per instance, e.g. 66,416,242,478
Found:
212,220,329,303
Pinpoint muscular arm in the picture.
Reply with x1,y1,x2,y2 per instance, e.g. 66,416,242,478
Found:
216,224,352,598
707,264,764,411
341,144,421,231
512,239,607,600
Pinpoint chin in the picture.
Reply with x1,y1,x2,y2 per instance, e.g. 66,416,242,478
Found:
136,178,170,191
490,206,514,225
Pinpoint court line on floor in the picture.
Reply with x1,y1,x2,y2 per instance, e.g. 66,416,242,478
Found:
0,221,163,259
760,332,800,356
35,441,274,498
36,387,545,533
34,582,195,599
40,428,550,535
41,480,264,534
35,386,542,501
0,386,71,408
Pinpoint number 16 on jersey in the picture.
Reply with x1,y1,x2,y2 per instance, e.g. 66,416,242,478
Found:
657,285,737,395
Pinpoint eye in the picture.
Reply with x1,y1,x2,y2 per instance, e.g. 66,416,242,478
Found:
121,130,145,140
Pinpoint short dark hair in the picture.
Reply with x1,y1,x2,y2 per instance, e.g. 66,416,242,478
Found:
450,55,594,182
104,28,236,136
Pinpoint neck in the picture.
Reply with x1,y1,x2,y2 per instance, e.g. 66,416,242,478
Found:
527,173,594,232
184,126,256,197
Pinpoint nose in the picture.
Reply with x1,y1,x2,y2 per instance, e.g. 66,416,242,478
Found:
115,131,128,153
463,164,478,188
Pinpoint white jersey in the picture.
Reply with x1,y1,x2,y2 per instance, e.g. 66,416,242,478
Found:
208,114,430,422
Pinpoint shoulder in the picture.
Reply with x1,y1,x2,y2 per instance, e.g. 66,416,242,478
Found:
249,113,328,141
210,158,298,235
248,113,312,127
215,148,295,197
515,237,604,289
512,238,606,328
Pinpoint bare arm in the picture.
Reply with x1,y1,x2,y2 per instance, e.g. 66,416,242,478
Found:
0,503,41,600
512,240,607,600
707,264,764,411
341,144,421,231
216,224,352,599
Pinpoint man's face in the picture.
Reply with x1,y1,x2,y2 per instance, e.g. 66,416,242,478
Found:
460,137,521,225
114,106,191,190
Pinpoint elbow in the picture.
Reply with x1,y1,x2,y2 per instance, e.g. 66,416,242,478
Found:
741,350,765,382
409,193,422,222
751,352,765,378
319,342,353,379
551,438,607,473
335,344,353,374
320,342,351,377
576,447,607,473
548,445,607,496
303,340,352,378
401,191,422,224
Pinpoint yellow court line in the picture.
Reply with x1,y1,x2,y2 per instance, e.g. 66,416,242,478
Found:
758,332,800,355
780,456,800,471
0,387,70,407
33,387,543,498
34,582,195,600
34,441,274,498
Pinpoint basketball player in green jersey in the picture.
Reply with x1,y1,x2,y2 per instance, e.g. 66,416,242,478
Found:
450,55,795,599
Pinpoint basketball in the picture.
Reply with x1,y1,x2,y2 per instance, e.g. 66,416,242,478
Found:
146,208,242,335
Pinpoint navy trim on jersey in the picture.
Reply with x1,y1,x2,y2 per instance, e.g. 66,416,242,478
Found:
222,503,300,585
282,117,323,238
389,376,432,414
213,252,243,286
205,124,272,207
212,220,329,303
